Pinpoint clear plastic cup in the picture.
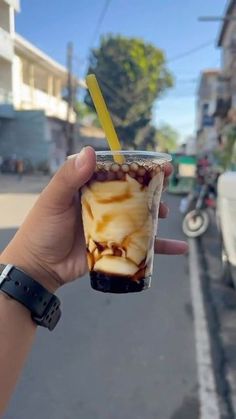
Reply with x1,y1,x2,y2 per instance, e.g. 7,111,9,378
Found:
81,150,172,293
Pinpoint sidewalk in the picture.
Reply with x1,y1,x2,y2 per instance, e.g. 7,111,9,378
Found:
0,173,50,194
199,219,236,417
0,174,51,229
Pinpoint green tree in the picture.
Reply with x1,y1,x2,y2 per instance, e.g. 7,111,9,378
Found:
75,101,100,127
215,126,236,170
85,35,173,148
222,126,236,170
155,123,179,152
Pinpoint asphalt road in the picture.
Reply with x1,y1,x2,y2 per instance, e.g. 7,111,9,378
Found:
1,192,199,419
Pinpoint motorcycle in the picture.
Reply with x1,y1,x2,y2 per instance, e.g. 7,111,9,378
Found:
181,171,217,238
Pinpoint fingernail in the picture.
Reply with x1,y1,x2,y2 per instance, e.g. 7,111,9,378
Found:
75,148,87,169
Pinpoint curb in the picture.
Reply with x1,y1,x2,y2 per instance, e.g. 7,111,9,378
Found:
196,228,236,419
189,239,221,418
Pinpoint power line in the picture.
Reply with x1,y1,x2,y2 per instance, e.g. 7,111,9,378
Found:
166,39,215,64
82,0,113,78
70,1,113,91
89,0,113,47
176,78,198,84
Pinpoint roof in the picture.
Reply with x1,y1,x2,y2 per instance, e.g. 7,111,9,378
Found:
197,69,220,99
15,34,68,75
201,69,220,77
3,0,20,12
14,34,85,87
202,68,220,76
198,69,220,88
218,0,236,46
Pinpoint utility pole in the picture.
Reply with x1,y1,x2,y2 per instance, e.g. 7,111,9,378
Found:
198,0,236,21
66,42,74,156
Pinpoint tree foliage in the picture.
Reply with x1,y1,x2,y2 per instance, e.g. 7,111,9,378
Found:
84,35,173,148
156,123,179,153
218,126,236,170
75,101,100,127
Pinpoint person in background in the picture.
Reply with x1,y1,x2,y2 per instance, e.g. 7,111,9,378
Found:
16,159,24,181
0,147,188,415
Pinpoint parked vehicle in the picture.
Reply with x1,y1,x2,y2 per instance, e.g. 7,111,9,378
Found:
217,172,236,287
168,154,197,195
181,171,217,238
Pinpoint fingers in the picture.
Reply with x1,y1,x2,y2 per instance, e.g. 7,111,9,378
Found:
40,147,96,209
157,164,186,256
162,162,172,191
163,162,173,178
163,178,169,191
159,202,169,218
154,238,189,255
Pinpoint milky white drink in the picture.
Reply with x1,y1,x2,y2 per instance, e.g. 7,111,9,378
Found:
81,151,171,293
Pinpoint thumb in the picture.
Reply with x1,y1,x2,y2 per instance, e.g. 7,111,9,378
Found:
40,146,96,209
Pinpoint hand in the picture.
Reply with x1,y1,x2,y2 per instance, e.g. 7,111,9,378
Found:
156,163,188,255
0,148,188,292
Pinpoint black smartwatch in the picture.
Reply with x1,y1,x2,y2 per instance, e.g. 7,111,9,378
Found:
0,264,61,331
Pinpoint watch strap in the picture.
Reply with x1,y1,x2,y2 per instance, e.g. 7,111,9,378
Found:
0,264,61,330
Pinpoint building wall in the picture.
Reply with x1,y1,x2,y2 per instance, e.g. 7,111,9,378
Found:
196,73,220,153
0,0,74,169
11,53,75,122
0,0,75,122
0,110,50,165
221,3,236,72
12,54,22,105
196,74,219,132
0,1,10,32
0,57,12,95
47,118,67,174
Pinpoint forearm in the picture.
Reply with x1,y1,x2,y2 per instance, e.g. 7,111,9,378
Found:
0,292,36,415
0,239,60,415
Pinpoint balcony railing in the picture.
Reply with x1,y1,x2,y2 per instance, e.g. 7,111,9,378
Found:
17,84,76,123
0,28,13,61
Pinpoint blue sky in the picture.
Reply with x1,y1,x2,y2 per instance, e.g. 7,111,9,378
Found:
16,0,226,141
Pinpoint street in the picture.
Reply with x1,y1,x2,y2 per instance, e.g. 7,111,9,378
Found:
0,183,199,419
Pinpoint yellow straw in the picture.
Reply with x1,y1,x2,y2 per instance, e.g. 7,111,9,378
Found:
86,74,124,164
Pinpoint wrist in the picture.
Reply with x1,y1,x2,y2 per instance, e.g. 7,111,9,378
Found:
0,263,62,330
0,291,36,326
0,248,60,293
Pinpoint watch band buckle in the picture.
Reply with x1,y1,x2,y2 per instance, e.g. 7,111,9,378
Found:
0,264,14,286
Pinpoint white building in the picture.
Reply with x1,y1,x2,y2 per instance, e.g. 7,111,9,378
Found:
0,0,78,172
196,70,220,153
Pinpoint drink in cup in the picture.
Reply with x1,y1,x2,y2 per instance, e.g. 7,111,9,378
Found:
81,150,171,293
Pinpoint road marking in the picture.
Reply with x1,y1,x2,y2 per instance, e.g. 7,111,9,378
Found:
189,239,221,419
